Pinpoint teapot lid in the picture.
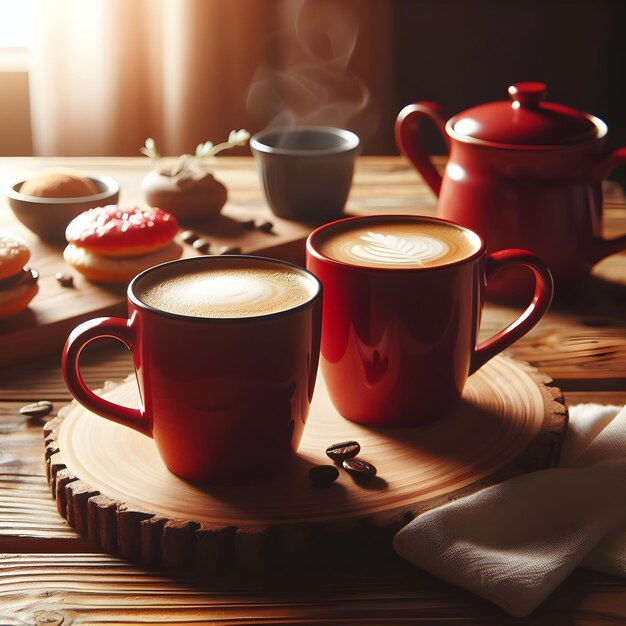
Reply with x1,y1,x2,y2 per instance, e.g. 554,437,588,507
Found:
448,82,607,148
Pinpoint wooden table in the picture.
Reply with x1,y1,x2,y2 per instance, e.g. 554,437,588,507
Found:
1,157,625,624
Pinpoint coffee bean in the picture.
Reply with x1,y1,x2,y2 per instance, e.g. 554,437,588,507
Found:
258,221,274,233
20,401,53,420
326,440,361,463
55,272,74,288
180,229,200,244
342,458,377,478
192,239,211,254
241,219,256,230
218,245,242,255
308,464,339,484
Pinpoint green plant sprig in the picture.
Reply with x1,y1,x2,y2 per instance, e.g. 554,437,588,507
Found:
195,129,251,159
139,137,161,165
140,130,250,176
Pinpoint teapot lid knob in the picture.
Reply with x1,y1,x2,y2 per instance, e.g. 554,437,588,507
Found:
508,82,547,109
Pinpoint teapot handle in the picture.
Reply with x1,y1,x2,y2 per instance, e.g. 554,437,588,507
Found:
591,147,626,263
395,102,450,197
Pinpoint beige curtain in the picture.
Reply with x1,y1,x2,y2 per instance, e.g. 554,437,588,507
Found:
28,0,395,157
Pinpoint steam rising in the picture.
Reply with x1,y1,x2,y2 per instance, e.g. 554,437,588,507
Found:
247,0,371,132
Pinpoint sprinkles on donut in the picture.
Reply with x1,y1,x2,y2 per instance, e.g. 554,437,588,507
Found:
64,205,182,284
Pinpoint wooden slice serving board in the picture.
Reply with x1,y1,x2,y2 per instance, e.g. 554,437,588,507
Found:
45,355,567,572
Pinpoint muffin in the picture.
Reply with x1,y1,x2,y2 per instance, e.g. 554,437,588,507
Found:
20,168,100,198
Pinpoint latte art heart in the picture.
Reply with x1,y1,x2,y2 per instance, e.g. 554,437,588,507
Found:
349,232,449,266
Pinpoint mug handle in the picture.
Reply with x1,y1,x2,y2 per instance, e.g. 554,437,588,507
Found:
395,102,450,197
62,317,153,437
470,249,554,374
591,147,626,263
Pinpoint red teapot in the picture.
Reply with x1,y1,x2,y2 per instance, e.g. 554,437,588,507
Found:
395,82,626,298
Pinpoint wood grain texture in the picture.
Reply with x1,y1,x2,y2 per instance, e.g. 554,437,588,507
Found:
0,553,624,625
45,356,566,571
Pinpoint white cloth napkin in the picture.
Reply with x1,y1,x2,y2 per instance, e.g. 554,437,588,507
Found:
393,403,626,617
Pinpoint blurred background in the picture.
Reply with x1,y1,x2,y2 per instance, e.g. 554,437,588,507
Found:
1,0,625,161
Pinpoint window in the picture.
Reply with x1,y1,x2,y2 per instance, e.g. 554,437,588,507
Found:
0,0,37,71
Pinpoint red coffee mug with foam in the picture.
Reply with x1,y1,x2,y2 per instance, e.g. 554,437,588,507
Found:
306,215,553,427
62,256,322,483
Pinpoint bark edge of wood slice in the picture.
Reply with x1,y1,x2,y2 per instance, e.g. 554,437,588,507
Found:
45,354,567,572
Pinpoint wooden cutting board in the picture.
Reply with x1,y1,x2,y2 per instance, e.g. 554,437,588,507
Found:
44,355,567,572
0,158,320,367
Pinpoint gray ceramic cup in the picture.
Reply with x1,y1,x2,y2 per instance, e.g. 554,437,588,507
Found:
250,126,361,222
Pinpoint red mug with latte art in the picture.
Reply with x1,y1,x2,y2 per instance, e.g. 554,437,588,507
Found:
306,215,553,427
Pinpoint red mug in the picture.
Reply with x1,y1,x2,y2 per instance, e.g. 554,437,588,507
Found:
306,215,553,426
62,255,322,483
395,83,626,298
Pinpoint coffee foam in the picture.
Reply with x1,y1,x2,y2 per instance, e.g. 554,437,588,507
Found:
316,219,480,268
135,258,318,318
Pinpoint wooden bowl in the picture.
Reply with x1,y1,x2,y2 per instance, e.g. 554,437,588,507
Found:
7,175,120,242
